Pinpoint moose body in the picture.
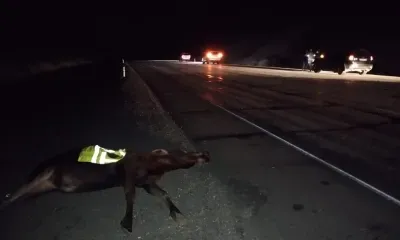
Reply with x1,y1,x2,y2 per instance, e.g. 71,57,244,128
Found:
0,147,210,233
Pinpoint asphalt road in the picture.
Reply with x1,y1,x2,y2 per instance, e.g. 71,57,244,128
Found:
1,58,400,240
131,60,400,239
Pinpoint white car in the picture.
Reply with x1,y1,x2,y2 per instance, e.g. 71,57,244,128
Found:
202,51,223,64
180,53,191,62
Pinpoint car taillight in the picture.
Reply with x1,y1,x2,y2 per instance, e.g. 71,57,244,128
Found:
348,55,354,61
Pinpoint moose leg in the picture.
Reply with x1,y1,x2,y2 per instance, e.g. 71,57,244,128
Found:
0,170,56,210
143,183,186,224
120,178,136,233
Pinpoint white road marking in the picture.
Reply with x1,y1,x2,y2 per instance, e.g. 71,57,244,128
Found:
207,100,400,207
144,59,400,206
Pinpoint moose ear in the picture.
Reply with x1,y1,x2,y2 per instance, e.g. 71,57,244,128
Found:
151,149,169,156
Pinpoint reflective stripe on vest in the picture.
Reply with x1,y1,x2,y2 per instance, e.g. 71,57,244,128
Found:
78,145,127,164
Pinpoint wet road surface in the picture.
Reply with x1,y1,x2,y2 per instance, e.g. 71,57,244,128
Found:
1,58,400,240
131,60,400,239
134,61,400,200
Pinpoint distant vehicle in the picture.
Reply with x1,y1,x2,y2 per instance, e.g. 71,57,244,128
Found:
303,49,323,72
309,50,325,72
180,53,191,62
202,50,223,64
313,48,373,75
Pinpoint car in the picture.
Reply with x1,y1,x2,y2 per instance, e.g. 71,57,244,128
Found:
202,50,223,64
313,48,374,75
309,50,325,72
343,49,373,75
180,53,191,62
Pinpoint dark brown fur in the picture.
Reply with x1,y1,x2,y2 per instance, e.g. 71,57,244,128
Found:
0,147,210,232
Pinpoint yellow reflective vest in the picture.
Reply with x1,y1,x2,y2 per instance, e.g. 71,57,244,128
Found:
77,145,127,164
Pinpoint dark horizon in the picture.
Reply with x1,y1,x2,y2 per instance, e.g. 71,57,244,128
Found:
2,4,400,239
1,13,400,60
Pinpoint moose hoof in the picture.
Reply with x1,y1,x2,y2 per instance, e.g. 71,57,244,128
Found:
120,218,133,233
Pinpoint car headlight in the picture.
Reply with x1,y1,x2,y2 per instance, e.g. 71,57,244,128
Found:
218,53,223,58
348,55,354,61
320,54,324,58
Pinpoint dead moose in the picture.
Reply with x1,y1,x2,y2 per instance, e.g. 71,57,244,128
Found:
0,146,210,232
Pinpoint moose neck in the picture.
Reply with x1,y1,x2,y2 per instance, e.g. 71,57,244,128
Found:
164,155,197,172
177,160,197,170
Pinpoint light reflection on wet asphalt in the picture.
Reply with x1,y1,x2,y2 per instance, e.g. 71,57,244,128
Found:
133,59,400,239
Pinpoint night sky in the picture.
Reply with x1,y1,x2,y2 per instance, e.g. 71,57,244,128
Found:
1,2,399,61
